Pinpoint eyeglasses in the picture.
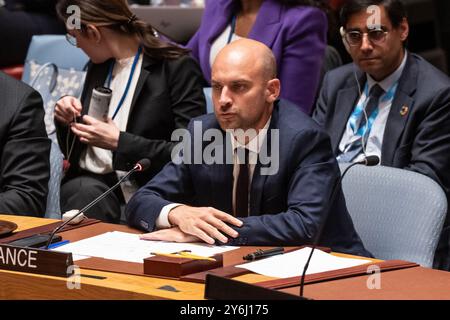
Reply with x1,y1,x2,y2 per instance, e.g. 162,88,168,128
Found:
344,28,389,47
65,33,77,47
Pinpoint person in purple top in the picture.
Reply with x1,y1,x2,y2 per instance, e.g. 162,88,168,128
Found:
187,0,328,114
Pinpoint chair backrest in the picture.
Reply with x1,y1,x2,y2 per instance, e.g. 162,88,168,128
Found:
45,141,64,219
339,164,447,268
203,87,214,114
22,35,89,83
22,35,89,219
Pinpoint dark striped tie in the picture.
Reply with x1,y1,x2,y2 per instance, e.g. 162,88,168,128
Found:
338,84,384,163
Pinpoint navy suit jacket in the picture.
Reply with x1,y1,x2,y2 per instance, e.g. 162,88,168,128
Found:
313,53,450,218
126,100,370,257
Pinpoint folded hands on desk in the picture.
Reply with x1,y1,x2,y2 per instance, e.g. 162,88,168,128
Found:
139,205,243,244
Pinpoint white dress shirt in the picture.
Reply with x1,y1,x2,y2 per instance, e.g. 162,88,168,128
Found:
156,117,272,229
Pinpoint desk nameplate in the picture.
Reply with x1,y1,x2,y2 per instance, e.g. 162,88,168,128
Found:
0,244,74,278
144,254,223,278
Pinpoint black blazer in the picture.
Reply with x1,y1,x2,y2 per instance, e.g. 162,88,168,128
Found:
57,54,206,187
313,53,450,205
0,72,50,216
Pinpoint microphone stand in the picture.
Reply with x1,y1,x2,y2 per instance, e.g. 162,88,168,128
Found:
299,156,379,297
44,161,147,249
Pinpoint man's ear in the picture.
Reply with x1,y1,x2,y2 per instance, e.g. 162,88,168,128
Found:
85,24,102,44
340,27,351,54
399,17,409,42
266,78,281,104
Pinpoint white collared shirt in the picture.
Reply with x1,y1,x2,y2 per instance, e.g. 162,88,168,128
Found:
338,51,408,163
230,117,271,216
155,117,272,229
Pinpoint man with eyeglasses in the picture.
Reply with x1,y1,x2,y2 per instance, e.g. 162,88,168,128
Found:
313,0,450,271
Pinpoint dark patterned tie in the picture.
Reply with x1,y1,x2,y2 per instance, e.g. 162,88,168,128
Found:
356,84,384,131
338,84,384,163
234,147,249,217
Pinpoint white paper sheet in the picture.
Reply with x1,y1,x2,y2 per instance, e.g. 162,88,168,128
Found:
235,248,371,278
73,255,91,262
53,231,238,263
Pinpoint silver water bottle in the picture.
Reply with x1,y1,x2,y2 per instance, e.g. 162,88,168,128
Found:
88,86,112,120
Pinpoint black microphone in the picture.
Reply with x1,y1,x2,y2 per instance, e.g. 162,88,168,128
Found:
299,155,379,297
44,158,151,249
358,155,379,166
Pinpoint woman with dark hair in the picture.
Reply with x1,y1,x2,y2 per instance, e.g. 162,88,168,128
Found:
187,0,329,114
54,0,206,223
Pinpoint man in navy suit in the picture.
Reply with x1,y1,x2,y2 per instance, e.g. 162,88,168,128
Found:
126,38,370,257
313,0,450,269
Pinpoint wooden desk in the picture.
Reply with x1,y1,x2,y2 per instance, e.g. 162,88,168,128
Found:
280,266,450,300
0,215,206,300
1,215,450,300
0,215,280,300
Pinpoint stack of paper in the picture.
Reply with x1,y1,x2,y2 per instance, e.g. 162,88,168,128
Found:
236,248,371,278
53,231,238,263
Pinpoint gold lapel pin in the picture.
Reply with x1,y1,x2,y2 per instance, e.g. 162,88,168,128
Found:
400,105,409,116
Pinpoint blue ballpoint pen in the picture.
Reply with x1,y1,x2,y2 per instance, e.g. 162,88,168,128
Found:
46,240,70,250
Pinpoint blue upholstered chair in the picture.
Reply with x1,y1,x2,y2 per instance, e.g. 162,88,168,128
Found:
22,35,89,219
22,35,89,83
339,164,447,268
203,87,213,114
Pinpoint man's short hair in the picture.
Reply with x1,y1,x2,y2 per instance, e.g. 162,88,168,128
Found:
340,0,407,29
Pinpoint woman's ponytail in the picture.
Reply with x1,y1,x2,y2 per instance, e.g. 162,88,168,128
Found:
56,0,190,61
131,18,190,60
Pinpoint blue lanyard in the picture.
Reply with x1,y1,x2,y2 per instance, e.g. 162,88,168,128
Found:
349,81,398,137
227,15,237,44
105,46,142,120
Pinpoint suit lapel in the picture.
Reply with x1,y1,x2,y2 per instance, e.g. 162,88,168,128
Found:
208,128,234,214
81,61,111,115
250,146,270,216
210,163,234,215
206,105,277,216
329,72,364,153
201,0,236,82
129,55,153,116
249,104,279,215
72,60,110,167
83,55,153,118
381,54,417,165
248,0,282,49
